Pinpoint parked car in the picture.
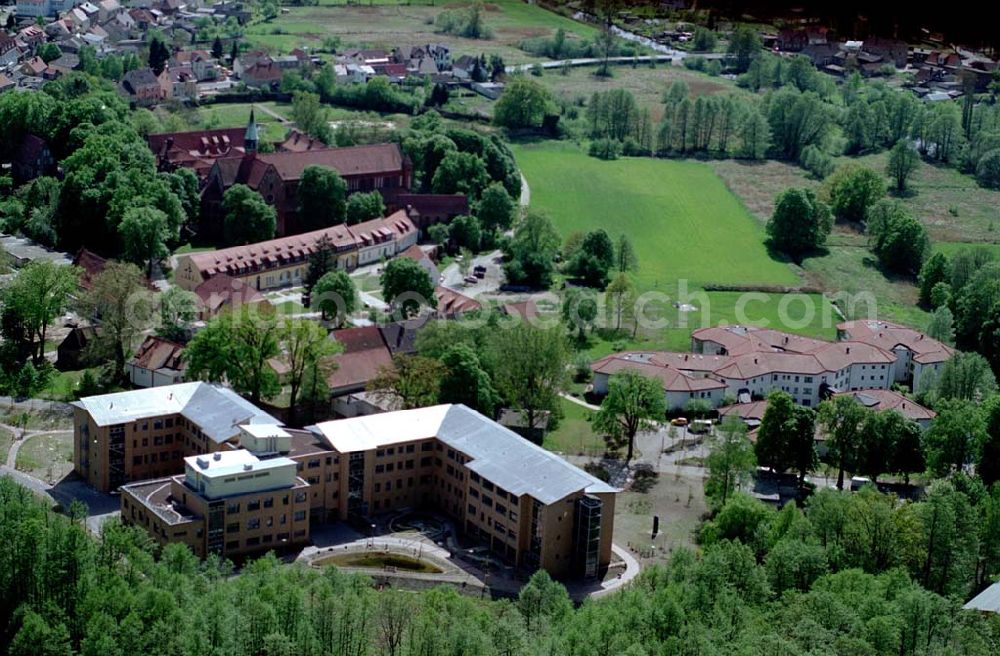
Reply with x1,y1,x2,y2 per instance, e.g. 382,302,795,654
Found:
670,417,688,426
474,270,486,279
463,276,478,284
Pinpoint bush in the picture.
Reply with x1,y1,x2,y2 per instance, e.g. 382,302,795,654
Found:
588,138,622,160
684,56,706,71
800,145,835,179
975,149,1000,189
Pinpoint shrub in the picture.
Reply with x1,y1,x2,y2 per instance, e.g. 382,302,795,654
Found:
588,138,622,160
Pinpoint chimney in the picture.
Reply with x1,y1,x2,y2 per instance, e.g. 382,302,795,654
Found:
243,463,253,471
213,452,222,461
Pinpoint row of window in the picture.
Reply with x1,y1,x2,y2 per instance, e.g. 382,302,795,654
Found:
224,530,305,551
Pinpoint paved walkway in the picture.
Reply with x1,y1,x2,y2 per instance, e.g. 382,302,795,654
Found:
254,103,290,124
559,392,599,411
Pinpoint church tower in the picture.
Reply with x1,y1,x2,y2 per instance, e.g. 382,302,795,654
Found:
245,107,260,153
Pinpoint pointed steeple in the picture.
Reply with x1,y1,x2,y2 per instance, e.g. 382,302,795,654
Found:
245,107,259,153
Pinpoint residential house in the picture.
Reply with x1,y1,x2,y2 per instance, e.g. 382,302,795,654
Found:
0,34,19,68
232,49,268,77
325,326,394,397
126,335,187,388
0,74,14,94
71,248,108,291
17,25,46,52
434,286,481,319
166,65,198,101
119,67,166,107
397,243,439,281
377,314,431,356
97,0,121,22
191,272,270,320
240,59,282,89
56,326,100,370
15,0,75,18
20,56,47,78
12,134,57,184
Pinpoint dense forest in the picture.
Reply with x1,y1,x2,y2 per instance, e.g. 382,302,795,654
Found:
3,475,1000,656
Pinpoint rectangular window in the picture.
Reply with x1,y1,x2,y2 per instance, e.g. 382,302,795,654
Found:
386,463,394,472
247,500,260,511
420,457,432,467
293,510,306,521
247,518,260,530
375,464,385,473
406,444,415,453
246,536,260,547
406,459,414,470
227,502,240,514
294,491,307,503
470,489,479,499
421,442,433,451
263,498,273,508
226,522,239,533
376,449,385,458
225,540,239,550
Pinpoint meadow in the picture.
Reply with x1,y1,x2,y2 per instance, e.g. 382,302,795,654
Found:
513,141,799,291
244,0,597,63
513,141,843,351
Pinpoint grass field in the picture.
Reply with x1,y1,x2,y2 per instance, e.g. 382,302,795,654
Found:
710,152,1000,333
538,63,739,124
15,432,73,484
711,153,1000,242
513,141,850,346
515,141,799,291
543,398,604,457
244,0,596,62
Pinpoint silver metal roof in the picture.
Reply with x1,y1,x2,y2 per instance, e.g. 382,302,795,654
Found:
965,582,1000,613
72,382,281,443
308,404,617,505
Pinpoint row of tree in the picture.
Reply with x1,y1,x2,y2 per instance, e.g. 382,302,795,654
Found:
1,473,998,656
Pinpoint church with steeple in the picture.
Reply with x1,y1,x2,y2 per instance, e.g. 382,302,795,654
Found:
146,106,467,244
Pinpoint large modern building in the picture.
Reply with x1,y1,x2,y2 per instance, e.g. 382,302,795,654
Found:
85,387,617,578
593,323,953,410
72,382,281,493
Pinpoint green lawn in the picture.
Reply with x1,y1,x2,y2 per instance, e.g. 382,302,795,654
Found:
516,142,843,342
544,398,604,457
515,142,798,291
0,427,13,465
15,433,73,484
38,368,96,403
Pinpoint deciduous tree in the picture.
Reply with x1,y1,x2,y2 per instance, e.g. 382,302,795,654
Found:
593,370,665,462
705,417,756,507
298,166,347,230
380,258,436,317
223,184,276,245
